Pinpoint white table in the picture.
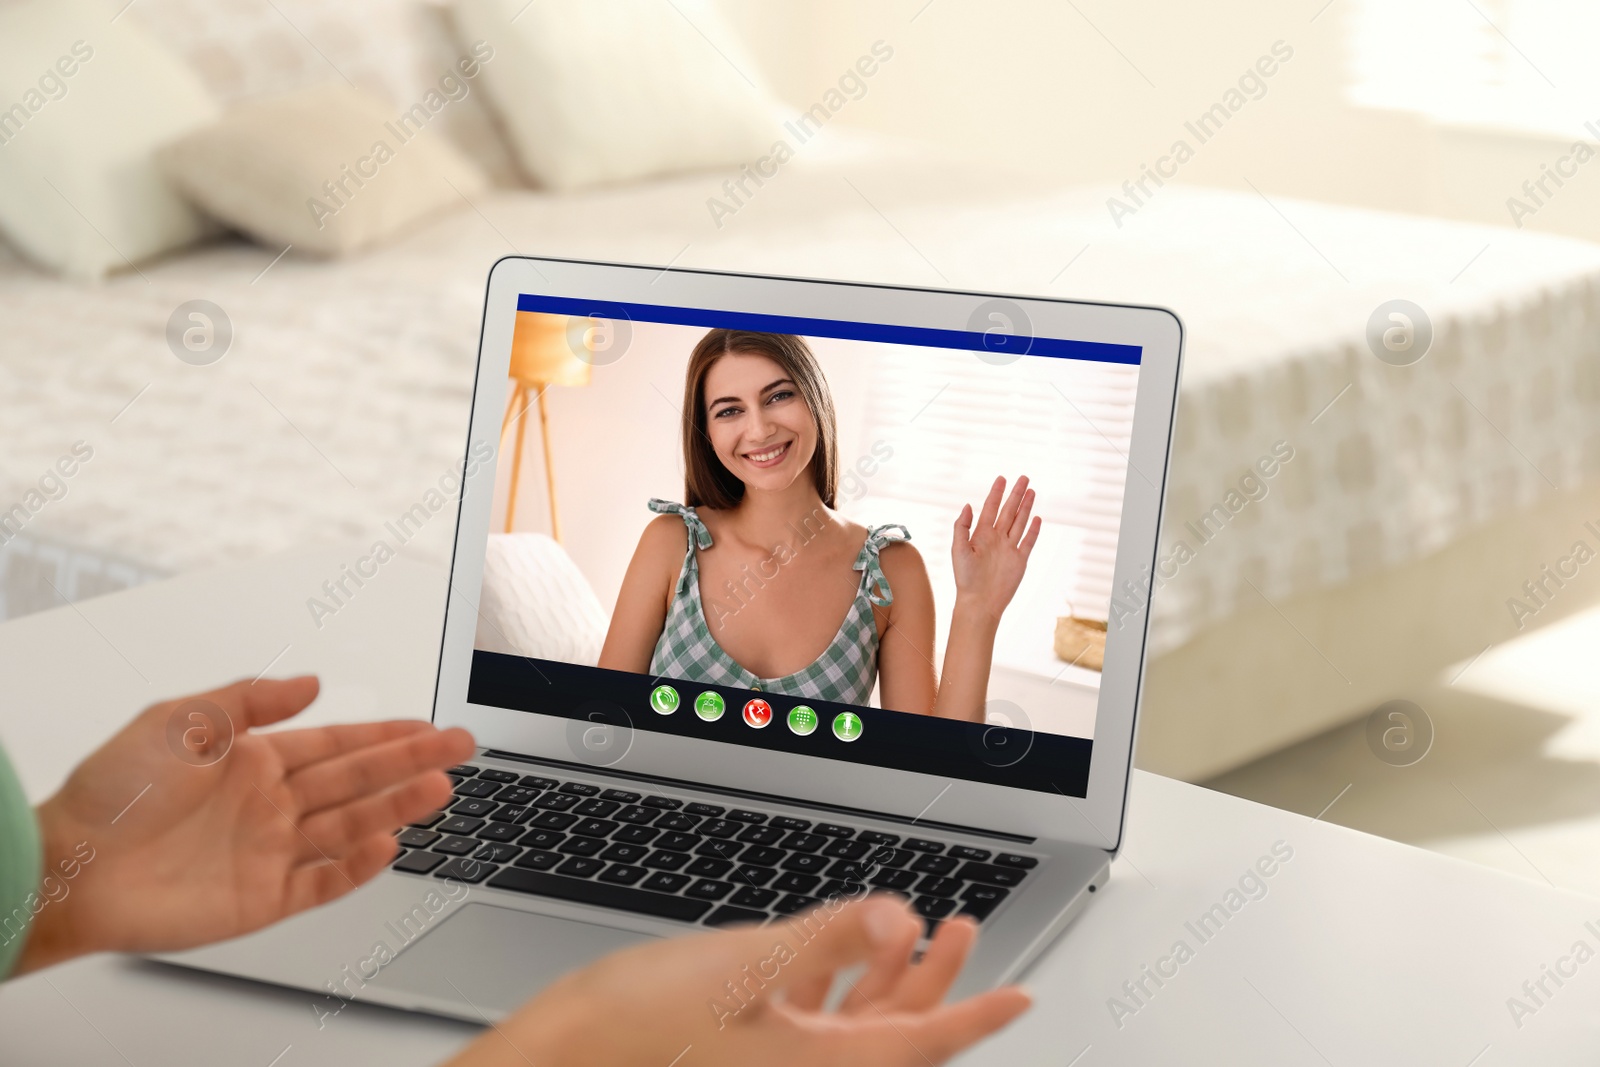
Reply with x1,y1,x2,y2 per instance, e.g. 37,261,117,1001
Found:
2,546,1597,1065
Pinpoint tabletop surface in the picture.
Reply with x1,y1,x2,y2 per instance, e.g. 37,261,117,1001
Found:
2,546,1597,1065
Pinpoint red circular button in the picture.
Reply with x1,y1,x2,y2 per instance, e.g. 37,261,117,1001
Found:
742,698,773,729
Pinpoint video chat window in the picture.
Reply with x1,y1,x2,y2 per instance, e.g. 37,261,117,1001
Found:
466,296,1141,795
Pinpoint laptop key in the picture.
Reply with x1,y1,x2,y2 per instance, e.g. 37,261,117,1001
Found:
685,879,733,901
869,847,913,869
599,864,648,886
477,769,520,784
869,868,919,891
397,828,439,848
740,846,784,867
447,765,479,778
519,829,565,850
780,853,829,874
451,798,498,818
410,810,445,829
955,862,1025,888
729,887,778,909
917,876,963,898
948,846,992,862
393,850,447,874
642,795,682,809
519,776,558,790
495,805,537,824
655,813,701,832
454,779,500,799
616,805,659,825
614,825,660,845
736,825,785,846
684,802,725,817
769,816,811,831
686,858,732,878
656,832,701,853
822,839,871,860
533,793,581,812
640,872,691,894
902,838,944,853
781,832,825,853
699,819,740,839
704,905,768,927
773,894,819,915
432,835,479,856
812,823,853,838
857,830,898,846
600,788,641,803
772,872,820,894
827,860,873,881
995,853,1039,869
529,811,578,831
477,822,524,843
513,850,562,872
574,799,620,818
958,884,1009,921
474,843,522,864
817,880,866,901
912,895,957,933
558,837,606,857
495,787,540,807
599,842,650,864
555,857,605,878
438,815,485,836
487,868,711,922
572,818,619,838
731,864,777,886
644,850,691,871
911,854,960,876
559,782,601,796
434,857,494,884
696,839,743,861
726,810,767,823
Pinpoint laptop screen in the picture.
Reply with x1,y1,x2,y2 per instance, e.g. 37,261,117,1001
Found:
464,294,1143,798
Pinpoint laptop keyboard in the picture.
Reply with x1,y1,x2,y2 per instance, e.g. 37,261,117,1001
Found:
389,763,1039,933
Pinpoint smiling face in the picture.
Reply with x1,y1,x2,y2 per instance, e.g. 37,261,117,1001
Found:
702,351,820,497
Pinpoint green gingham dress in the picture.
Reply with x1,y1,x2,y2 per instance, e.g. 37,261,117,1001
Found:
647,499,911,705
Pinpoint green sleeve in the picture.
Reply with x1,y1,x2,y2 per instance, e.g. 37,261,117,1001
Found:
0,741,42,978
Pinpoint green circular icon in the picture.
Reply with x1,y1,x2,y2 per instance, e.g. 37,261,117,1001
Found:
787,705,819,736
694,691,725,722
649,685,680,715
832,711,863,743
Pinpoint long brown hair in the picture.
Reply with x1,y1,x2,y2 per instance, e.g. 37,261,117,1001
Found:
681,329,838,510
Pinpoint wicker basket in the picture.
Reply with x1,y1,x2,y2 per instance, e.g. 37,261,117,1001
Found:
1054,613,1107,671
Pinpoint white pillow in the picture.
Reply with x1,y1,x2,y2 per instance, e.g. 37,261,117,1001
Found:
0,0,219,279
451,0,783,190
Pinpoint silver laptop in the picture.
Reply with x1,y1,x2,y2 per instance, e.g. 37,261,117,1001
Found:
163,257,1182,1023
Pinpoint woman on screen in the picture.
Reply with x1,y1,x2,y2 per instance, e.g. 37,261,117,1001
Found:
598,329,1039,722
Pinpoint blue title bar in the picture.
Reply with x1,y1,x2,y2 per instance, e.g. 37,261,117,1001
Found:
516,294,1141,366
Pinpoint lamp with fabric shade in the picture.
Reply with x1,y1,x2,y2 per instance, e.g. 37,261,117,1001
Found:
503,311,591,539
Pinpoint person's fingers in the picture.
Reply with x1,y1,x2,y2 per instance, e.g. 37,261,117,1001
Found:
878,916,979,1012
951,502,973,551
893,986,1033,1063
268,719,437,772
783,972,837,1013
286,726,475,814
1019,515,1042,557
1005,487,1035,545
836,897,925,1012
284,833,399,915
212,676,322,730
297,770,457,857
974,477,1005,534
995,475,1028,534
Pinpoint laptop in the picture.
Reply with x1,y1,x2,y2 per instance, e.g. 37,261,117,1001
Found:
162,257,1182,1022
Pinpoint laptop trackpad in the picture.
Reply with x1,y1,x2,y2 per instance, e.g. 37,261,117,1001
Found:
370,903,658,1017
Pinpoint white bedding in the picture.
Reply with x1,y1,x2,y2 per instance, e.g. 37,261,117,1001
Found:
5,135,1600,660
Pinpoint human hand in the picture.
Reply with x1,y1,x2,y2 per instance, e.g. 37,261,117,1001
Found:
443,895,1030,1067
951,475,1041,624
16,676,474,975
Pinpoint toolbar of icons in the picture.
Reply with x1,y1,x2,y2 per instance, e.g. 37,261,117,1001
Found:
694,691,724,722
650,688,861,742
742,698,773,729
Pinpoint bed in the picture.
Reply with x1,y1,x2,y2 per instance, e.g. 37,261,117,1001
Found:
5,5,1600,780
